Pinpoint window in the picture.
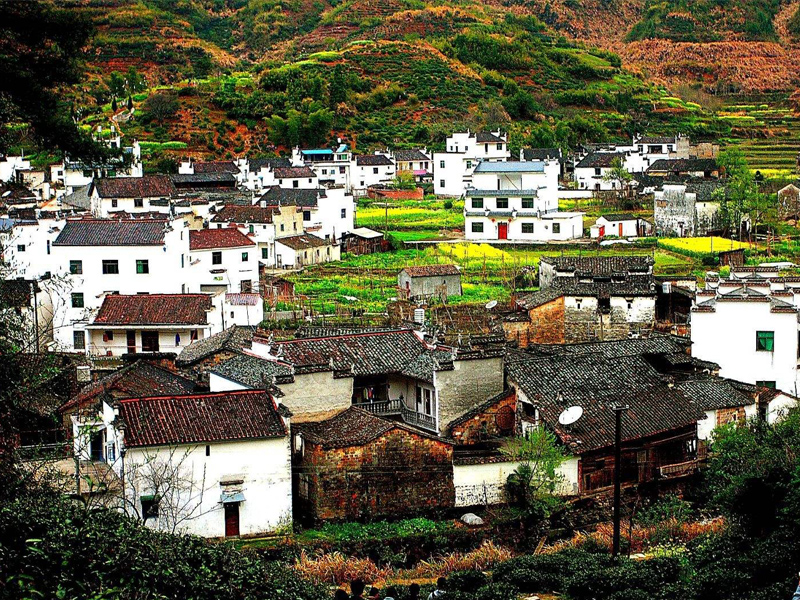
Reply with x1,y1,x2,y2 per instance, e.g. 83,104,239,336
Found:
496,198,509,209
102,260,119,274
373,167,378,174
594,168,601,176
293,221,297,231
471,198,484,209
439,179,445,188
103,330,114,342
141,331,160,352
16,244,25,252
241,252,249,262
212,251,222,265
136,260,149,274
341,208,346,219
141,496,159,520
552,223,560,234
466,161,472,169
439,160,445,169
280,224,285,232
424,388,432,415
339,166,345,174
46,240,50,255
292,180,299,188
175,333,181,346
497,143,503,150
522,223,534,234
756,380,777,389
69,260,83,275
73,330,86,350
303,210,311,221
471,222,484,233
134,198,144,208
262,247,269,260
756,331,774,352
248,224,254,234
71,293,84,308
241,280,252,292
206,445,210,456
190,329,198,341
111,199,118,208
521,197,534,209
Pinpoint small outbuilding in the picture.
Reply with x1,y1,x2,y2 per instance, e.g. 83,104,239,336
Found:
398,264,462,301
341,227,387,255
591,214,651,238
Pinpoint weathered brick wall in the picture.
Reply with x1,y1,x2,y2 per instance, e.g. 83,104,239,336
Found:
563,296,654,343
300,428,455,521
437,356,504,436
279,371,354,419
526,297,566,345
449,390,517,444
367,187,424,201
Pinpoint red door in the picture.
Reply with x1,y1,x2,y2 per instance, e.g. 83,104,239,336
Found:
224,503,240,537
618,223,623,237
498,222,508,240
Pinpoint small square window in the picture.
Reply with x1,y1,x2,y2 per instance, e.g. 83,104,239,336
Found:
439,160,445,169
471,198,483,209
73,330,86,350
471,222,484,233
521,198,534,209
756,331,774,352
111,199,118,208
341,208,346,219
103,330,114,341
496,198,509,209
496,143,503,150
134,198,144,208
17,244,25,252
552,223,561,234
262,247,268,259
522,223,534,234
102,260,119,274
71,293,84,308
756,380,776,389
69,260,83,275
373,167,378,174
241,251,249,262
136,259,149,274
212,251,222,265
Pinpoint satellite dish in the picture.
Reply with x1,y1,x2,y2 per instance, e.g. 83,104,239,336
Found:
558,405,583,426
485,300,498,309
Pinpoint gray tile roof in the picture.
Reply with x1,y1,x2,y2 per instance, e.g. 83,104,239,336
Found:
54,218,169,246
176,325,255,366
210,353,295,388
473,161,544,173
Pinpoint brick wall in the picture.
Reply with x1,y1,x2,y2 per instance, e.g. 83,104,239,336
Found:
437,357,504,436
367,187,424,201
449,390,517,445
298,427,454,521
525,297,566,345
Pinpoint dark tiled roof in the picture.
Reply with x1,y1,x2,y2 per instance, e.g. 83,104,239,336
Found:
576,152,627,168
522,148,562,162
249,157,291,171
211,353,295,388
276,233,330,250
265,329,455,382
638,136,674,144
682,178,725,203
93,294,212,326
648,158,718,173
176,325,255,366
211,205,278,224
599,213,639,222
54,219,168,246
296,407,395,448
507,350,705,453
674,377,755,411
475,132,504,143
117,390,287,447
191,161,239,174
541,255,654,275
525,335,690,359
190,227,255,250
515,289,563,310
94,175,176,198
401,264,460,277
258,186,322,208
61,361,197,413
171,172,236,185
355,154,393,166
447,388,515,433
394,149,430,162
551,274,656,297
273,166,315,179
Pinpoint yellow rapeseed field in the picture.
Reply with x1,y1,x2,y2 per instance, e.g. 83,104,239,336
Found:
436,243,511,261
659,237,751,254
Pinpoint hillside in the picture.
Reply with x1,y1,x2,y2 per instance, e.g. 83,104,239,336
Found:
49,0,800,163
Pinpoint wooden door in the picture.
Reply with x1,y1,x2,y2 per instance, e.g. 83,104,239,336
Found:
126,330,136,353
498,222,508,240
618,223,623,237
224,503,240,537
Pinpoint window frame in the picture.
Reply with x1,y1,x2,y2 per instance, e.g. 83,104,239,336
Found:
756,331,775,352
136,259,149,274
71,292,84,308
211,251,222,265
102,260,119,275
69,260,83,275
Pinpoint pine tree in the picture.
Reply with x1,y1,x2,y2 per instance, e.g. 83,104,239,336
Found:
111,96,117,112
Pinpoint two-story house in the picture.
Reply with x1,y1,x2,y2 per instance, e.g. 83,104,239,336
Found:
292,144,352,189
394,149,432,183
351,153,396,193
464,161,582,241
258,186,354,241
89,175,177,217
188,228,259,294
433,131,510,196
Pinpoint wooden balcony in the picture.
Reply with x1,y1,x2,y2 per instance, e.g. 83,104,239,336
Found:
355,399,439,434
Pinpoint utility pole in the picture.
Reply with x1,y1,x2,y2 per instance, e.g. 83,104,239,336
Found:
612,403,629,561
30,281,40,353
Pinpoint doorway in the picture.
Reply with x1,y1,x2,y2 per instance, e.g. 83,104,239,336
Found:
498,222,508,240
224,503,240,537
126,330,136,353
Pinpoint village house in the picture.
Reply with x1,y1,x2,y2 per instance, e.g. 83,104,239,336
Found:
397,264,462,301
0,215,65,279
434,131,511,196
506,256,656,346
292,144,352,189
691,270,800,394
210,204,303,268
70,389,292,538
590,214,652,238
171,172,238,193
574,152,628,191
292,407,455,522
88,175,177,217
188,228,259,294
647,158,719,179
464,161,583,242
258,185,355,241
50,217,192,353
653,182,722,237
521,147,564,176
393,149,432,183
272,166,319,190
351,153,396,193
273,233,341,268
207,328,505,435
243,157,291,191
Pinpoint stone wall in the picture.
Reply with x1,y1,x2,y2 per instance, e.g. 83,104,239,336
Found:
448,389,517,444
280,371,354,420
436,356,505,436
525,297,566,345
563,296,654,343
297,427,454,521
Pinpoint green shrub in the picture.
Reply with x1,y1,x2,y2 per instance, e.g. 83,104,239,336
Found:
448,569,490,593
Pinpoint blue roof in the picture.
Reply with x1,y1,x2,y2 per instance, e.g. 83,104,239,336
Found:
302,149,333,155
335,144,349,153
474,161,545,173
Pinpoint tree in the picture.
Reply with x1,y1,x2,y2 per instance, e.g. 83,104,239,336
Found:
127,96,134,111
501,427,566,515
0,0,113,163
329,64,347,108
392,170,416,190
601,156,636,210
143,92,179,124
715,148,764,238
111,97,117,113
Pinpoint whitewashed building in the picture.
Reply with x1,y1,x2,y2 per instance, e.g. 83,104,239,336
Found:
351,153,396,193
464,161,582,242
274,233,341,268
292,144,352,189
53,130,143,195
590,214,651,238
88,175,177,217
258,186,355,241
188,228,259,294
433,131,510,196
72,390,291,538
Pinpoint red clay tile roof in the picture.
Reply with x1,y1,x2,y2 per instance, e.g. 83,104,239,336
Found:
211,205,278,224
92,294,212,326
401,264,461,277
190,227,256,250
273,166,315,179
54,219,169,246
93,175,176,198
117,390,287,447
